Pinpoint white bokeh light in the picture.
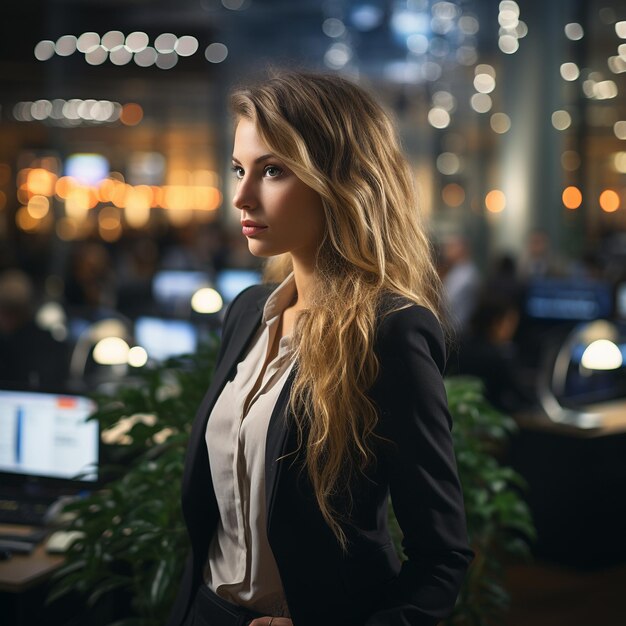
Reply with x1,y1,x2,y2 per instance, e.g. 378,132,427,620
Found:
34,40,55,61
205,43,229,63
552,110,572,130
428,107,451,129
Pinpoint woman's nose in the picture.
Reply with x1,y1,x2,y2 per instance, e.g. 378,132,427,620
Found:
233,178,257,211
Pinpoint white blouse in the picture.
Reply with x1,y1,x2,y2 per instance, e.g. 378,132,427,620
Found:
203,272,297,617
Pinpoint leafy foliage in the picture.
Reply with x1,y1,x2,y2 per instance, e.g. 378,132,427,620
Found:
48,336,220,626
441,377,535,625
50,340,535,626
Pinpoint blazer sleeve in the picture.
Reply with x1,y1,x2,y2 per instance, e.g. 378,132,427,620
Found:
365,305,474,626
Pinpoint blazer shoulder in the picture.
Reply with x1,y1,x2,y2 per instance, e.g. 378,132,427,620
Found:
375,295,446,372
221,282,275,330
233,282,275,308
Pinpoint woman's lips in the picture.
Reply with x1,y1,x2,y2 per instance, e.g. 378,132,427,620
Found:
242,224,268,236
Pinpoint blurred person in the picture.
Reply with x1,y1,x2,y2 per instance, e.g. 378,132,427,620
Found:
448,289,535,414
486,253,524,306
440,234,481,335
168,71,473,626
116,237,160,316
518,229,566,281
64,241,116,311
0,269,68,387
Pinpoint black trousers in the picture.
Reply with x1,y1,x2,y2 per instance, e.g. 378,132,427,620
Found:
183,584,266,626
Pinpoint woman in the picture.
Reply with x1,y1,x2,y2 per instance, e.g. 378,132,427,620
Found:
168,71,473,626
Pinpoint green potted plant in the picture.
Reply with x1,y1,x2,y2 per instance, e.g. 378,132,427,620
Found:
48,339,535,626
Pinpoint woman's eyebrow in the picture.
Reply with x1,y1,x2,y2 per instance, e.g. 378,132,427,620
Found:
231,153,275,165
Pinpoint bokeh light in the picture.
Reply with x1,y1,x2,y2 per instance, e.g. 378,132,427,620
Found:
436,152,461,175
55,35,77,56
490,112,511,133
599,189,620,212
205,43,229,63
552,110,572,130
128,346,148,368
428,107,451,129
191,288,223,314
562,186,582,209
470,93,492,113
485,189,506,213
474,73,496,93
120,103,144,126
565,23,584,40
34,40,55,61
442,183,465,207
27,195,50,218
560,62,580,81
614,121,626,139
613,152,626,174
126,31,149,53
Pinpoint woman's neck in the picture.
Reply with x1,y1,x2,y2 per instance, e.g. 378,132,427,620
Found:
289,255,317,311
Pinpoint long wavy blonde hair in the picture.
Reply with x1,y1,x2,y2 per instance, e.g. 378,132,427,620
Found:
231,71,446,549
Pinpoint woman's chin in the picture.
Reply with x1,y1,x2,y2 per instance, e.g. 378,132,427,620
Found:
247,242,284,258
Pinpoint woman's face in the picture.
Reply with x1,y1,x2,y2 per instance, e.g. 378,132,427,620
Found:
232,118,325,265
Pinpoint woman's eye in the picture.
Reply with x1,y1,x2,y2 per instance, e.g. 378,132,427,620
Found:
231,165,244,179
264,165,282,178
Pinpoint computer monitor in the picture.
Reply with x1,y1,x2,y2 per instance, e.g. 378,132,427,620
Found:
525,277,613,321
0,388,99,484
134,316,198,361
152,270,210,311
215,268,262,303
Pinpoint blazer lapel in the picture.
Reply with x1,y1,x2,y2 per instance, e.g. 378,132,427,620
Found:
182,285,295,524
265,363,297,527
182,291,265,498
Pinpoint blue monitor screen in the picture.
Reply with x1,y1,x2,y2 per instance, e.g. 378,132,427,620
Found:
216,269,262,303
134,317,198,361
525,278,613,321
0,390,98,482
152,271,210,307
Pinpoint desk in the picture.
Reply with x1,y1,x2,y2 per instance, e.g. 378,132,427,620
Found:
509,401,626,568
515,398,626,437
0,525,68,626
0,525,63,593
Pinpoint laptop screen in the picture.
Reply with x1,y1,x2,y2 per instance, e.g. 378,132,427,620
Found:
0,389,99,483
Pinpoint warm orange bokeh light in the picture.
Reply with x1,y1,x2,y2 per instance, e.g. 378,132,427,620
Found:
599,189,620,213
65,186,97,219
98,178,116,202
98,206,121,230
120,103,143,126
27,195,50,218
485,189,506,213
562,186,582,209
163,185,190,210
16,206,40,231
27,168,57,196
111,182,131,208
192,186,222,211
125,186,152,228
55,176,78,199
17,185,31,204
151,186,163,207
442,183,466,207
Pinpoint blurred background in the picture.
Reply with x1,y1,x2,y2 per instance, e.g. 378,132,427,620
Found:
0,0,625,624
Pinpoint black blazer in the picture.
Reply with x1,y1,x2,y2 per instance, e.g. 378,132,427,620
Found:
167,284,474,626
